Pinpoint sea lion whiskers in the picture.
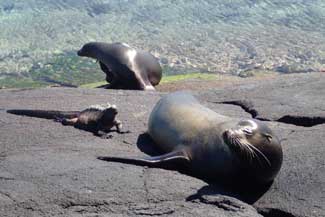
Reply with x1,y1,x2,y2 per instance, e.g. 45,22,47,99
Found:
226,130,271,167
229,133,255,163
245,142,271,167
233,137,253,158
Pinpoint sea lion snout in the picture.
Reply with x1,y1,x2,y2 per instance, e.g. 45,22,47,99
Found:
77,49,84,56
77,42,98,57
222,129,240,147
223,128,244,140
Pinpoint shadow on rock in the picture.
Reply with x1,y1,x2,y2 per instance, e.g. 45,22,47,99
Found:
136,133,162,156
186,181,272,205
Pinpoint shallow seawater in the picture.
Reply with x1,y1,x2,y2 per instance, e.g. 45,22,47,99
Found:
0,0,324,88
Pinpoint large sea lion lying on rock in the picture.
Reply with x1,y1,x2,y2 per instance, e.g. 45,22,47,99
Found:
98,92,283,184
78,42,162,90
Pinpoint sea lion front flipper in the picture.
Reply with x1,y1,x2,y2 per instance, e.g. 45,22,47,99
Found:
99,61,116,84
97,150,190,168
99,61,108,73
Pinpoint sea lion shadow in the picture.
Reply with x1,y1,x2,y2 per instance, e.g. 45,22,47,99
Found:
186,181,272,205
136,133,272,204
96,83,130,90
136,133,162,156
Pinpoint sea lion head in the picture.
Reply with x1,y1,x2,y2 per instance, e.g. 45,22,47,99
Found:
77,42,103,58
223,119,283,183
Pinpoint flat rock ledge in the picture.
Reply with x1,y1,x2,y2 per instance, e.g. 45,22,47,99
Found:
0,73,324,217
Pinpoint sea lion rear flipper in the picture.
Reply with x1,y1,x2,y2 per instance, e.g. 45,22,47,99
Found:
97,150,190,168
96,84,111,89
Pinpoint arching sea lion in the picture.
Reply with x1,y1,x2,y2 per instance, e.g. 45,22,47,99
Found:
98,92,283,184
77,42,162,90
7,103,127,137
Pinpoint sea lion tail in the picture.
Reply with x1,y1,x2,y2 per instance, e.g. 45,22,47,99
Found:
7,109,79,119
97,150,190,168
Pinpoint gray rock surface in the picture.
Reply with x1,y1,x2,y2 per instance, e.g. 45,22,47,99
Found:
204,72,325,125
0,73,324,217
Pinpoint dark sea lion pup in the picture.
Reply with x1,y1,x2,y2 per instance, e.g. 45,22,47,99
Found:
77,42,162,90
7,103,128,137
98,92,283,184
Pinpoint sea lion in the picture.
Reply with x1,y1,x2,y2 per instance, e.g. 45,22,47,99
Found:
7,103,127,137
98,92,283,184
77,42,162,90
